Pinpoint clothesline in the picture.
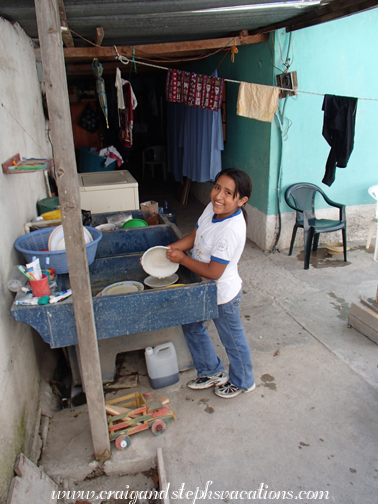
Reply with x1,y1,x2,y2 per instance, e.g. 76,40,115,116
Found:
113,47,378,102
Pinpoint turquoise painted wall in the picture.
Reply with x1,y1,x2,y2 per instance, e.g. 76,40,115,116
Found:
189,40,275,213
271,9,378,215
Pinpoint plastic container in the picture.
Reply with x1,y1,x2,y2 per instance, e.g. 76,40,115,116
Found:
140,200,159,226
79,147,117,173
163,201,177,225
29,273,51,297
37,197,60,216
41,209,61,220
14,226,102,275
122,218,148,229
7,266,28,292
145,342,179,389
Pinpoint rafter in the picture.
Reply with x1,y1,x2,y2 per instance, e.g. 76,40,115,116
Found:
59,33,268,63
57,0,74,47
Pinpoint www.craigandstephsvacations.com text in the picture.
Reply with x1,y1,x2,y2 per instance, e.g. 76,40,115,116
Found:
51,481,330,502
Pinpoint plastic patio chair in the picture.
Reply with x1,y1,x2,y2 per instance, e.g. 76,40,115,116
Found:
284,183,347,270
366,184,378,261
142,146,167,182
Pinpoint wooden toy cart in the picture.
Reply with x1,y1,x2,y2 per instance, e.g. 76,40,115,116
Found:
105,391,176,450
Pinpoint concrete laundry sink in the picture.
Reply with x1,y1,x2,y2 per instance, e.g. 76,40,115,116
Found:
10,210,218,381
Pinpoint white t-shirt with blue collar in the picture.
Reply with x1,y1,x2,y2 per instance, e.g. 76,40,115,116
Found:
192,202,246,305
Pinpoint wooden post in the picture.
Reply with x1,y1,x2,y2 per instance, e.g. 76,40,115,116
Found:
34,0,111,462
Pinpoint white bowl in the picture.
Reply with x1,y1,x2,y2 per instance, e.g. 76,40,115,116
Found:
98,281,144,297
141,246,179,279
48,225,93,251
144,273,179,288
95,223,116,231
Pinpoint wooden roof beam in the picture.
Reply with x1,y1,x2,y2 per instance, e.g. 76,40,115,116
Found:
57,0,74,47
60,33,268,63
285,0,378,32
252,0,378,34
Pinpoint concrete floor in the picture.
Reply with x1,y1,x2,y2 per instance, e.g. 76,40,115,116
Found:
40,191,378,503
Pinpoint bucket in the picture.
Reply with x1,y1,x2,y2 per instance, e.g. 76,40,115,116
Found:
145,342,179,389
37,197,60,216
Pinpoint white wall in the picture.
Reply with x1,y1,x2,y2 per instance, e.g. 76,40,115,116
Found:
0,18,53,501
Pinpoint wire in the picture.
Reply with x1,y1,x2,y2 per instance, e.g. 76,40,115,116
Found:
118,37,236,65
113,46,378,101
1,102,50,156
67,28,104,48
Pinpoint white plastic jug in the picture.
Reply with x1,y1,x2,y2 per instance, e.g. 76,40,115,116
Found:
145,342,179,389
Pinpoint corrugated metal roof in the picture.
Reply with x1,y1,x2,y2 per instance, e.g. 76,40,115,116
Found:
1,0,325,47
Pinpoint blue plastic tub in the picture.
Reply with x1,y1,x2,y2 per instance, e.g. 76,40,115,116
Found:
14,226,102,274
79,147,117,173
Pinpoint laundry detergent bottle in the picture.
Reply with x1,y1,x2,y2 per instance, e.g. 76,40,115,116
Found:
145,342,179,389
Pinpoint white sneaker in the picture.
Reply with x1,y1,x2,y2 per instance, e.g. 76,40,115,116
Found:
215,381,256,399
187,372,228,390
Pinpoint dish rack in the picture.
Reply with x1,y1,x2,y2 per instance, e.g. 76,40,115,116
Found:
14,226,102,274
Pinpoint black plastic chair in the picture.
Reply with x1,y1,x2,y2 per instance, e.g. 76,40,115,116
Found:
284,183,347,269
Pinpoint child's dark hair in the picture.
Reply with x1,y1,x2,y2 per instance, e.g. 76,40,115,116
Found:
214,168,253,223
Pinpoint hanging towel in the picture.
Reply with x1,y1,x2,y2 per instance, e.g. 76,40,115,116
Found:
236,82,279,123
322,94,358,187
115,68,125,110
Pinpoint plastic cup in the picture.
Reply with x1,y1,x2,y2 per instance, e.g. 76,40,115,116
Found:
140,201,159,226
29,274,51,298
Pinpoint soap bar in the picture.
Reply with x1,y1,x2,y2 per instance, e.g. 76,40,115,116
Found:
38,295,50,305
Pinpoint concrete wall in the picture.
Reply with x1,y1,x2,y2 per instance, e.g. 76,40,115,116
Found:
188,40,275,249
0,18,52,502
190,10,377,252
270,9,378,251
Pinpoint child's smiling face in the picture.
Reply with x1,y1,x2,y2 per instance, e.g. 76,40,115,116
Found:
211,174,248,220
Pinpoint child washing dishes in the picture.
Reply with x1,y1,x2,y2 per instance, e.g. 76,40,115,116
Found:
166,168,254,399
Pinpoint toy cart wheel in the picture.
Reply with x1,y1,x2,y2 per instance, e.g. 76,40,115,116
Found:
115,435,131,450
151,420,166,436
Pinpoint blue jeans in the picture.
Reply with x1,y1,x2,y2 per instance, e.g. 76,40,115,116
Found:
182,290,254,390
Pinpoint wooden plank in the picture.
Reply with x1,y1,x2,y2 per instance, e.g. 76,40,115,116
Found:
94,27,105,46
157,448,170,504
109,414,153,432
57,0,74,47
7,453,58,504
57,33,268,63
34,0,110,463
348,302,378,344
286,0,378,32
258,0,378,34
105,405,132,416
2,154,20,174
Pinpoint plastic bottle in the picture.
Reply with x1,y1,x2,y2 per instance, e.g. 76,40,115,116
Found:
7,266,28,292
145,342,179,389
163,200,177,225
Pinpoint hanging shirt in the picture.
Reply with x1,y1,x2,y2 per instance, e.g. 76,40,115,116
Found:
179,103,223,183
167,69,223,183
322,94,358,187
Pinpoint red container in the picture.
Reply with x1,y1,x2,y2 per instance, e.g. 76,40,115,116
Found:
29,274,51,298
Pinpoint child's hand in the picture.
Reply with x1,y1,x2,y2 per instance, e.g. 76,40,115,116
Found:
166,246,185,264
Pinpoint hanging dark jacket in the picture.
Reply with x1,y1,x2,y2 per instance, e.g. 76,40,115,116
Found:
322,94,358,187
